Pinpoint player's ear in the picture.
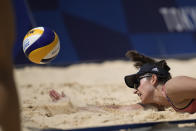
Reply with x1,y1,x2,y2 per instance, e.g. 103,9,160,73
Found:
150,74,158,85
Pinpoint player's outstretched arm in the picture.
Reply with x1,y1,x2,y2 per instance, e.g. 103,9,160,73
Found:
49,89,162,112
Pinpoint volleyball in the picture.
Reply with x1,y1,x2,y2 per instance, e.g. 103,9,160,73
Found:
23,27,60,64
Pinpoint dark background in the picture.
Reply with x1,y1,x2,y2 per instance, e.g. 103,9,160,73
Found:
13,0,196,65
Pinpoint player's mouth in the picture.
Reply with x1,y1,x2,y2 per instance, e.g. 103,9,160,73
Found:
134,90,142,97
137,92,142,96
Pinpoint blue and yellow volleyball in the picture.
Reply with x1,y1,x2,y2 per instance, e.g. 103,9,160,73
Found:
23,27,60,64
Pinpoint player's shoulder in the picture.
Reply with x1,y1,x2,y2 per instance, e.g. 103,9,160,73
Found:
165,76,196,95
167,76,196,85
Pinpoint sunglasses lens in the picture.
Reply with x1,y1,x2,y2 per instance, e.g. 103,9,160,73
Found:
133,82,139,89
133,74,152,89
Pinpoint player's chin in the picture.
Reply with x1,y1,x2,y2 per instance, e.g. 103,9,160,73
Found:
140,95,150,104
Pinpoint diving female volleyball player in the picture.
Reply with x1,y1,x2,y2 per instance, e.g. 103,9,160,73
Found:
49,50,196,114
124,50,196,113
0,0,21,131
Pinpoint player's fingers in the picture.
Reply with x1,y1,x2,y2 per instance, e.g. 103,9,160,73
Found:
49,90,60,101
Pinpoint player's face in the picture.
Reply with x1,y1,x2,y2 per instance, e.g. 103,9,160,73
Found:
134,75,155,104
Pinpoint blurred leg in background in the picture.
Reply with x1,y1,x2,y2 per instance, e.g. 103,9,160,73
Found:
0,0,21,131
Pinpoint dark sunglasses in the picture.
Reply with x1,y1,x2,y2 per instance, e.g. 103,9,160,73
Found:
133,74,152,89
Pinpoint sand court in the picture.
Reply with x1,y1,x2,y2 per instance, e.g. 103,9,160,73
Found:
14,60,196,130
